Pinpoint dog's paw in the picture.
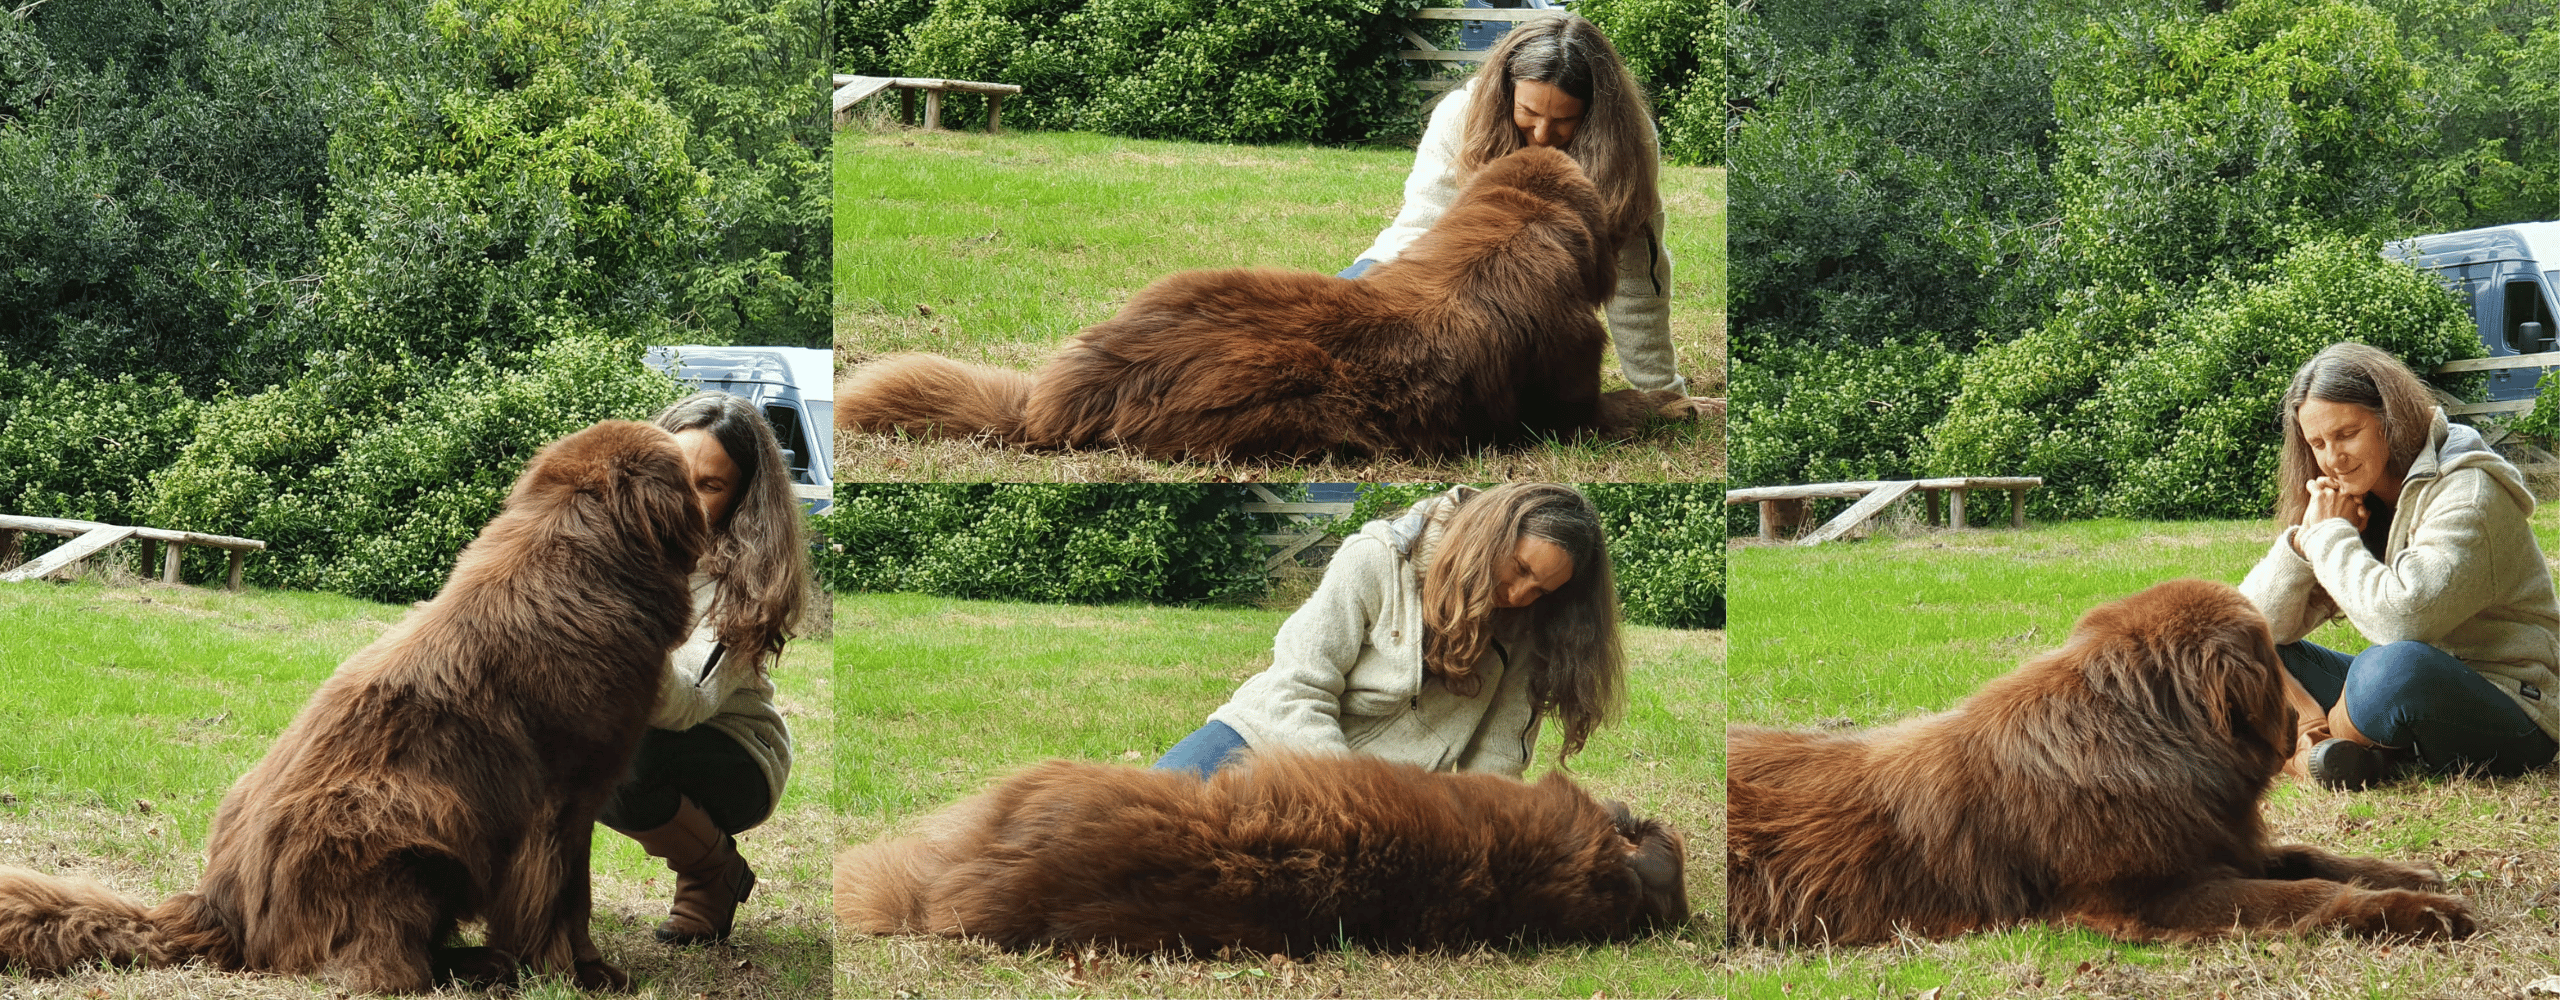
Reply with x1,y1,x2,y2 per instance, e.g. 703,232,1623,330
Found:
431,945,521,989
2350,888,2476,940
1655,395,1725,421
574,957,634,992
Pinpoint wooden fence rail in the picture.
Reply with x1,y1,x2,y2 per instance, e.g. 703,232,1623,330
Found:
0,514,266,590
1242,485,1354,572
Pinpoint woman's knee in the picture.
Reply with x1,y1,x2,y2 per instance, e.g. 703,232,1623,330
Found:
2341,641,2467,703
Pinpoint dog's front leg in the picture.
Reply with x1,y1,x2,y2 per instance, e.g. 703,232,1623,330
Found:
2077,875,2475,940
561,819,631,992
2262,843,2446,891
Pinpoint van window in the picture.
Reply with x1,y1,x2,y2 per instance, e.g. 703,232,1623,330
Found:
2505,279,2555,353
763,404,811,483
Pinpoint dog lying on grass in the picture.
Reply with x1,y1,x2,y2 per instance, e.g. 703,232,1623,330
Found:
836,750,1690,954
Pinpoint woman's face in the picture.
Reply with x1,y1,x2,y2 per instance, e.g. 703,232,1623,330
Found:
673,428,742,531
1494,536,1574,609
2295,398,2395,498
1511,78,1585,150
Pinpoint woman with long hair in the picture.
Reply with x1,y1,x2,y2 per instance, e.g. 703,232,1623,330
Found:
1156,483,1627,778
2240,342,2560,790
599,391,812,943
1343,15,1684,397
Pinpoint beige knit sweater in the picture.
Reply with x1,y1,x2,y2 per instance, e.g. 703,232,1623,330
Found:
2239,410,2560,741
1355,80,1683,395
1206,512,1543,777
651,573,793,821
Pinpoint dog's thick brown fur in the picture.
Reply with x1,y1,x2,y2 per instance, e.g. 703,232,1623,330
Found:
835,751,1689,954
1727,578,2477,945
0,421,707,993
837,146,1685,461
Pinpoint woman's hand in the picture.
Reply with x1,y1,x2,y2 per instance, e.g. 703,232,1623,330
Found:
2306,477,2369,532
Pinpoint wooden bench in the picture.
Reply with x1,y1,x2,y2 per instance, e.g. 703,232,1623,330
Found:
0,514,267,590
1726,477,2044,545
834,74,1023,132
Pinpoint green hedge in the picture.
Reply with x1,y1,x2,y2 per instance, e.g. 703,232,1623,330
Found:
0,357,199,533
878,0,1438,143
144,334,685,602
1577,0,1722,166
812,484,1275,605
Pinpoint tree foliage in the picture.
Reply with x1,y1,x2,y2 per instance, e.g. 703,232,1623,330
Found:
811,484,1275,605
1731,0,2560,525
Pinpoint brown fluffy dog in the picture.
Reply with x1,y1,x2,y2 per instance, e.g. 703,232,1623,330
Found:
836,751,1689,954
0,421,706,993
1727,578,2476,945
836,146,1686,461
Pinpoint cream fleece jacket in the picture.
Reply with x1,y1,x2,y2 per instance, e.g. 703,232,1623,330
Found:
1206,517,1543,777
2239,410,2560,741
1356,80,1684,394
652,573,793,821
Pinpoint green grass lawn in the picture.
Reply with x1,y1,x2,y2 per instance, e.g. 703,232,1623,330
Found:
1724,512,2560,999
0,578,833,999
831,122,1725,482
832,592,1722,998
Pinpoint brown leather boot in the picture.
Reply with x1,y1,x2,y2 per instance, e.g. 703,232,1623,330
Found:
2280,668,2332,782
617,796,755,944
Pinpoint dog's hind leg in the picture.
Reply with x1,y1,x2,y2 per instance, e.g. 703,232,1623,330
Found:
2262,844,2445,891
316,864,447,995
2074,875,2475,941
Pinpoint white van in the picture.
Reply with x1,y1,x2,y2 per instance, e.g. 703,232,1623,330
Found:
2382,222,2560,416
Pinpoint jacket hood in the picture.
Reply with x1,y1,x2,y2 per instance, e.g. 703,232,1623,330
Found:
2414,408,2535,514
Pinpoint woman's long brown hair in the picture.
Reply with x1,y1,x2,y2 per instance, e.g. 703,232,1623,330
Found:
655,391,812,672
1418,483,1626,762
2272,343,2440,526
1456,14,1663,247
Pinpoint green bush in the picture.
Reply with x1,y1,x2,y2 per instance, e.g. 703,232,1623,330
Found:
812,484,1272,605
145,334,686,602
0,357,199,533
894,0,1435,143
1727,340,1964,535
1927,238,2478,520
1576,0,1722,166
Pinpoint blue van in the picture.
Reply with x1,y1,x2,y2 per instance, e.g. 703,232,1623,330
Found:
2383,222,2560,417
642,346,833,514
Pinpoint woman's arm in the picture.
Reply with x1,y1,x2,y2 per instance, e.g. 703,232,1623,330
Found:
1214,535,1404,754
1355,87,1474,266
2302,470,2522,644
1453,645,1542,777
2238,528,2339,644
1607,208,1683,394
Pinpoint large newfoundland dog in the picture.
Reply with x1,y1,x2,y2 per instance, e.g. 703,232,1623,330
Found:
0,421,707,993
835,751,1690,953
1727,578,2475,945
836,145,1691,461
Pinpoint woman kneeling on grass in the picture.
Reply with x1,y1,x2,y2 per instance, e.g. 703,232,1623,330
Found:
1342,15,1691,401
2241,342,2560,791
1155,483,1625,779
600,392,812,943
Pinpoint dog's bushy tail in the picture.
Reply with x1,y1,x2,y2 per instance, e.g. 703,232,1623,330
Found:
837,354,1035,443
0,867,234,974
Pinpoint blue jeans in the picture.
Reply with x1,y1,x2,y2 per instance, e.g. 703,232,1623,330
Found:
1337,258,1376,280
2279,639,2558,777
1153,720,1248,779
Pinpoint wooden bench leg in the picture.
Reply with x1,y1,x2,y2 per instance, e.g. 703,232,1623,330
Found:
900,88,916,127
163,542,183,585
987,94,1003,133
1926,490,1942,528
1758,500,1781,541
226,550,245,592
138,538,156,579
2010,489,2026,529
0,530,16,572
923,90,942,130
1949,489,1968,530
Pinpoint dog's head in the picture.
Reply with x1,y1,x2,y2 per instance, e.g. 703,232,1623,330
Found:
2063,578,2293,774
504,420,709,579
1602,798,1691,931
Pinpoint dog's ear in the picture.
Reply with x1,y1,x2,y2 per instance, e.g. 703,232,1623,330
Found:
1621,821,1688,929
